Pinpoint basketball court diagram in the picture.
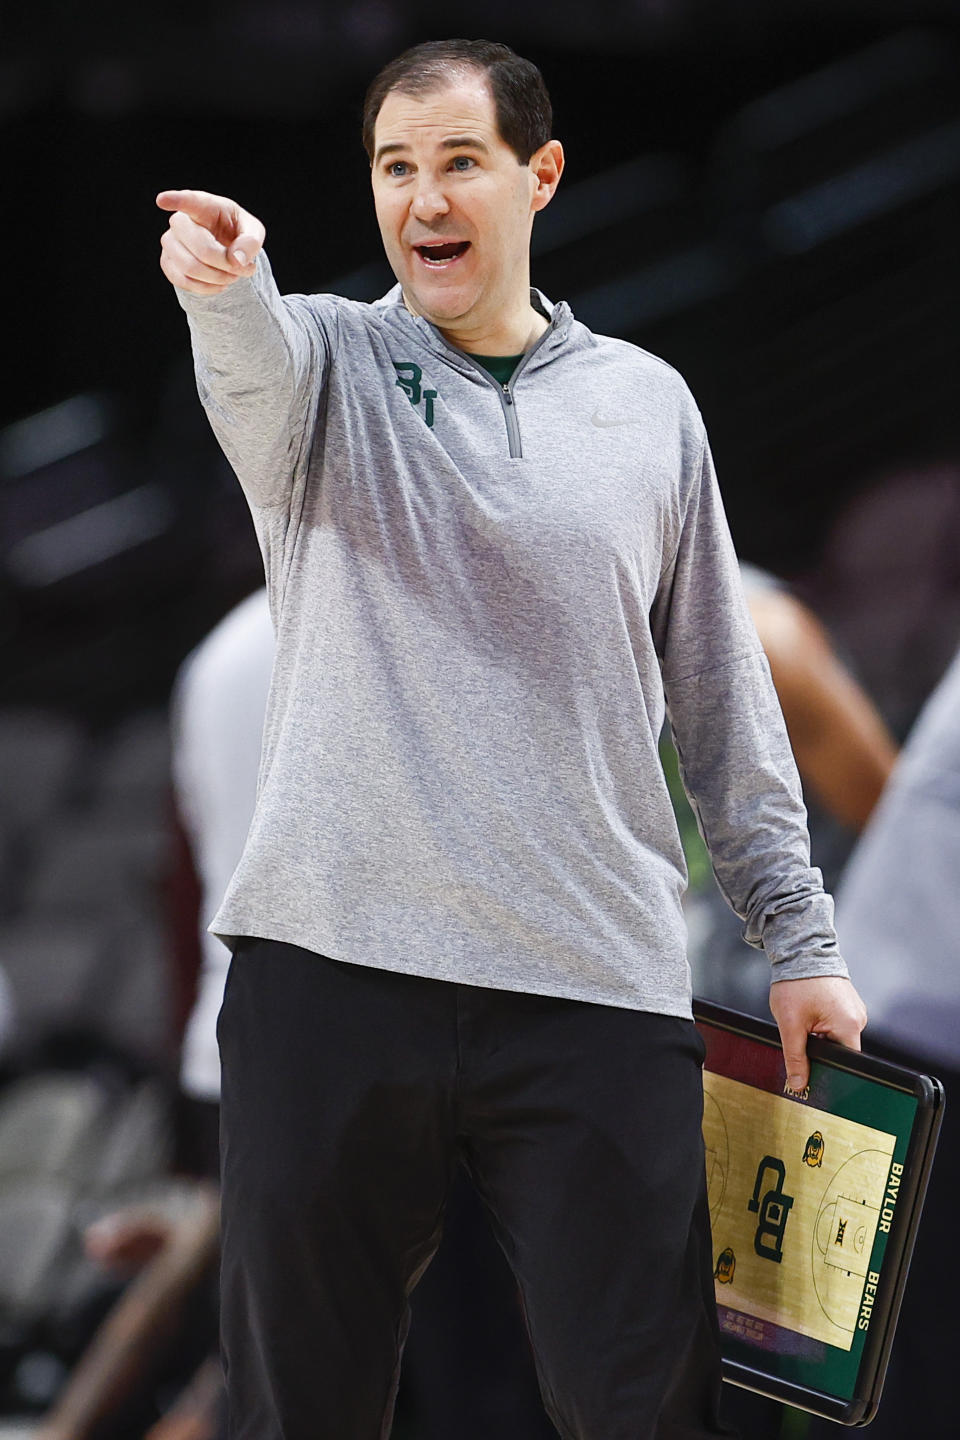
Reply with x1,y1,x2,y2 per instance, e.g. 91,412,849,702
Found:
702,1088,729,1225
701,1071,897,1350
811,1151,889,1333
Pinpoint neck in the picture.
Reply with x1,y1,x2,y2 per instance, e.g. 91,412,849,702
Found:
403,290,548,356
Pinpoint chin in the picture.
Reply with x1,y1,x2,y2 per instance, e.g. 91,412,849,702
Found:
415,301,475,331
408,276,477,322
421,300,471,325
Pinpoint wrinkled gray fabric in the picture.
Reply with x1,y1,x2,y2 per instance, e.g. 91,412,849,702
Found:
835,645,960,1066
177,254,845,1016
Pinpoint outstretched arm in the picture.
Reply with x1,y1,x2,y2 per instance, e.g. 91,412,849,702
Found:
155,187,329,510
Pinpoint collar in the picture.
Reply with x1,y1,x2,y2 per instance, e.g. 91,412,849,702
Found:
374,285,575,377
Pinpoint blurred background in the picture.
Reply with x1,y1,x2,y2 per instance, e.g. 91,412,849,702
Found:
1,1,958,1436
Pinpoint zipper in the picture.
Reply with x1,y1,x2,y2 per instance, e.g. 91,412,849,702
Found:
427,309,558,460
496,381,522,459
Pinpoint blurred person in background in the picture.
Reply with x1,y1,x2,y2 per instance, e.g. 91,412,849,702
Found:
803,641,960,1440
741,567,897,839
833,641,960,1075
156,36,865,1440
35,1188,221,1440
170,589,276,1178
31,593,275,1440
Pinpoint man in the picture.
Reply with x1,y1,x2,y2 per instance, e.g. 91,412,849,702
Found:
157,38,866,1440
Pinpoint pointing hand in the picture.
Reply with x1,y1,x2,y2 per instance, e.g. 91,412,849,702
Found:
156,189,266,294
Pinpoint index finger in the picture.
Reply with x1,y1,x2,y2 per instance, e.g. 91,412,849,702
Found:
156,189,265,265
775,1013,813,1095
156,188,231,227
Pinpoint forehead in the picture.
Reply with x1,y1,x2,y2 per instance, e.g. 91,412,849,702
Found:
373,74,502,151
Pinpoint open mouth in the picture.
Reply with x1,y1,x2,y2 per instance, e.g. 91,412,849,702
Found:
414,241,470,268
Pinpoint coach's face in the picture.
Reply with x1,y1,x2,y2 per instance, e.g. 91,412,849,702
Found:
371,72,562,351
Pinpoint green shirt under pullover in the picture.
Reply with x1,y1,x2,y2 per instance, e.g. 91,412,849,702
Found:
178,254,847,1016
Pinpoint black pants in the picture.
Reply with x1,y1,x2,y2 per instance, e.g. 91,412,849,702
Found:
402,1166,559,1439
217,938,736,1440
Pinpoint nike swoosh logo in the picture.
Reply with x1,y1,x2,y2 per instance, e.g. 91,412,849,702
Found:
591,410,645,428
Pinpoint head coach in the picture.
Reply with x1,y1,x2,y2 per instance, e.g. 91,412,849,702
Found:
157,37,866,1440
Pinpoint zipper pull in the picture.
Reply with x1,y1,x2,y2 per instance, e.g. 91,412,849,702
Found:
502,385,514,405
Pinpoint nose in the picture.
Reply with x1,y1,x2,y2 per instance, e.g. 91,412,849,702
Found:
410,176,450,223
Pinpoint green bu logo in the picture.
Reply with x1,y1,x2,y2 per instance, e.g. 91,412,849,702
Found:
393,362,438,429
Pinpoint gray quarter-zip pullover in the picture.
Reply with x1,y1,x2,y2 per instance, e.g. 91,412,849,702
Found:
178,253,846,1017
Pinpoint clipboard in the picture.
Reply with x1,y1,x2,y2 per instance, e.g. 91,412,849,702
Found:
693,999,944,1426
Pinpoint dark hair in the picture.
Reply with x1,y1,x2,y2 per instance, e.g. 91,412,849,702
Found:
362,39,553,165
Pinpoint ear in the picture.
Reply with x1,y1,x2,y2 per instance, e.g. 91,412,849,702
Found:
530,140,564,212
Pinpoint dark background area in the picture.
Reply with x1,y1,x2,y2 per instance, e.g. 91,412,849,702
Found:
0,7,957,1428
3,0,959,722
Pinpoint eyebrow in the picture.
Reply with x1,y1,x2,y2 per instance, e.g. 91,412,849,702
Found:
374,134,490,165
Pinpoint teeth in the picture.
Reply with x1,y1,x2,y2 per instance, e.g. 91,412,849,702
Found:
417,242,466,265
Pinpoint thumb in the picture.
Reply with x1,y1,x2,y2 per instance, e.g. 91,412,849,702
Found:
778,1019,810,1095
228,231,263,271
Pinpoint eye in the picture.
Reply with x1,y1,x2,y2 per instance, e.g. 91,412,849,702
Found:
387,161,410,178
450,155,476,171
